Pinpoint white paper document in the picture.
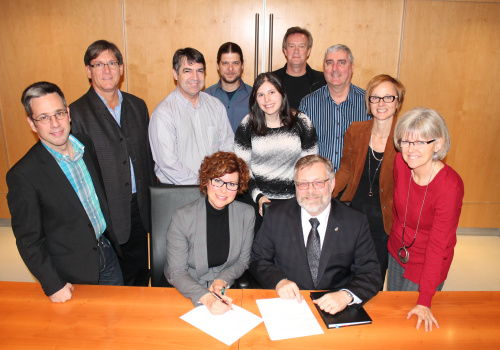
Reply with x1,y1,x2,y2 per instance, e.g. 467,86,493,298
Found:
256,298,324,341
180,304,263,346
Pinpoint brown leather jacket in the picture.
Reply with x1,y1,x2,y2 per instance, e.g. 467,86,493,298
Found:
332,118,397,234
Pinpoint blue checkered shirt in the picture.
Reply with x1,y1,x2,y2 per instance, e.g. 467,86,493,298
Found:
44,135,106,239
299,84,370,171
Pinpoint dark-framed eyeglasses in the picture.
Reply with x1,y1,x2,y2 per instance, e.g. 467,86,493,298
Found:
89,61,121,70
295,179,330,190
32,111,68,124
398,139,436,149
369,95,398,104
210,178,239,191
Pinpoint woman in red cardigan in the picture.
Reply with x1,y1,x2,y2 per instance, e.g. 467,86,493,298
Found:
388,107,464,332
333,74,405,286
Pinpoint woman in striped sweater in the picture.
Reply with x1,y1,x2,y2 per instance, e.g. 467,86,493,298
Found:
235,72,318,231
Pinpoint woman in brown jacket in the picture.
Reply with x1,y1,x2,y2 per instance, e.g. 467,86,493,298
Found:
332,74,405,287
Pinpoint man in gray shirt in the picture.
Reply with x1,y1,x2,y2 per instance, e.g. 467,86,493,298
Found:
149,48,234,184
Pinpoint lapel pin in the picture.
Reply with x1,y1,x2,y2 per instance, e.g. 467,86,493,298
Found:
335,227,339,231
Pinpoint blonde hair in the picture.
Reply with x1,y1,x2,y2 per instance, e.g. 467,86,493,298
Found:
394,107,451,161
365,74,405,118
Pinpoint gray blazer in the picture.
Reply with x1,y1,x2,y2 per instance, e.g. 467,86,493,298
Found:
165,197,255,304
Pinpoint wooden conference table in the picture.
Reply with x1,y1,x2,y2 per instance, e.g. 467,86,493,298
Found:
1,282,499,349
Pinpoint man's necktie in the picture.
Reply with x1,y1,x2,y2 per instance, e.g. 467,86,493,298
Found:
306,217,321,286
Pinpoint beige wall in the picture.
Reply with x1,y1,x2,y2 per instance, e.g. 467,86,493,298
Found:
0,0,499,227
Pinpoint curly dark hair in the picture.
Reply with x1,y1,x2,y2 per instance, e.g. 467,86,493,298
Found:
199,152,250,195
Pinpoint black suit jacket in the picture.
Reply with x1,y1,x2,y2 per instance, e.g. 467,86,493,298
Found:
6,134,119,296
250,198,382,302
69,88,156,243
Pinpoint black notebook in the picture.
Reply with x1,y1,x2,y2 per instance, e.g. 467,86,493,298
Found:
310,291,372,329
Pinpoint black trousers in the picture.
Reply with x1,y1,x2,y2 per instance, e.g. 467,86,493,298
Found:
118,194,149,286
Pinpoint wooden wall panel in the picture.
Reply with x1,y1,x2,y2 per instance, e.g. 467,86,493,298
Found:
124,0,262,113
0,0,124,217
267,0,404,91
399,0,500,227
0,0,499,227
0,107,8,217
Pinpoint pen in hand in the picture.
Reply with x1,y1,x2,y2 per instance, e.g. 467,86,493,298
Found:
211,291,234,311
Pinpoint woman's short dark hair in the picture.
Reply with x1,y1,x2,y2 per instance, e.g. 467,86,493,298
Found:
248,73,296,136
199,152,250,195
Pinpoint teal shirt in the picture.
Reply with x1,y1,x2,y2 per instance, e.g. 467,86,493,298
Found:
44,135,106,238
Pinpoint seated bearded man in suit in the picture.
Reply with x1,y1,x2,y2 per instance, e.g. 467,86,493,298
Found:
250,154,382,315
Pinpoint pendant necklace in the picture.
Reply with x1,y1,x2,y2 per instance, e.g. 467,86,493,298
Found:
368,133,383,197
398,162,436,264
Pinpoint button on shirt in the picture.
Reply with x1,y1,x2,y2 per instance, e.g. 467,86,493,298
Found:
149,88,234,184
44,135,106,239
300,203,361,304
95,89,137,194
299,84,370,171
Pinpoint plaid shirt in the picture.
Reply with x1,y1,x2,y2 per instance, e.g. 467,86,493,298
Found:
44,135,106,239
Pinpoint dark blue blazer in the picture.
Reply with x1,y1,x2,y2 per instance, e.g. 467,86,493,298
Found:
250,198,382,303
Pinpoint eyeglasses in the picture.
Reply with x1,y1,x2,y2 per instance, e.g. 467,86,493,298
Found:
210,178,239,191
369,96,398,104
32,111,68,124
398,139,436,149
89,61,121,70
295,179,330,190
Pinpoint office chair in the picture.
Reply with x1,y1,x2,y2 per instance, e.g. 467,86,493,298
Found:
150,185,202,287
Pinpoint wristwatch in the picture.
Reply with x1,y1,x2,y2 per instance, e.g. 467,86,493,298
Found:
344,290,354,303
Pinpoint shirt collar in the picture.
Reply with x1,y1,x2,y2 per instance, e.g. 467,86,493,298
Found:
43,134,85,163
321,83,356,105
174,88,203,109
94,88,123,109
301,202,332,226
215,78,248,93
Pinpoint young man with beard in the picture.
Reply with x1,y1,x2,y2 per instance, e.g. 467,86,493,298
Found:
205,42,252,132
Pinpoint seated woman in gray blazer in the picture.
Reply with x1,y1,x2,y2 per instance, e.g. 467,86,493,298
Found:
165,151,255,314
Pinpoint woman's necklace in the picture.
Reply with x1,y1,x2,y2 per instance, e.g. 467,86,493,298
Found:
368,133,383,197
398,162,436,264
370,131,388,161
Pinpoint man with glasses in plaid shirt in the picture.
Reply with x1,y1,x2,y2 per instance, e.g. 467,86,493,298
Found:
7,82,123,303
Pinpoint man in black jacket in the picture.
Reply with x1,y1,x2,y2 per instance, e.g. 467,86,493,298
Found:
250,155,381,315
70,40,156,286
8,82,123,302
272,27,326,109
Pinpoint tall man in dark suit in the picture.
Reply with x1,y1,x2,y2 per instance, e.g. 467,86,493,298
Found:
70,40,156,286
250,154,381,315
7,82,123,303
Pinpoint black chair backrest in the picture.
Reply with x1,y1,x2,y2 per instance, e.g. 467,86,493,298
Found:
261,201,273,217
150,185,202,287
